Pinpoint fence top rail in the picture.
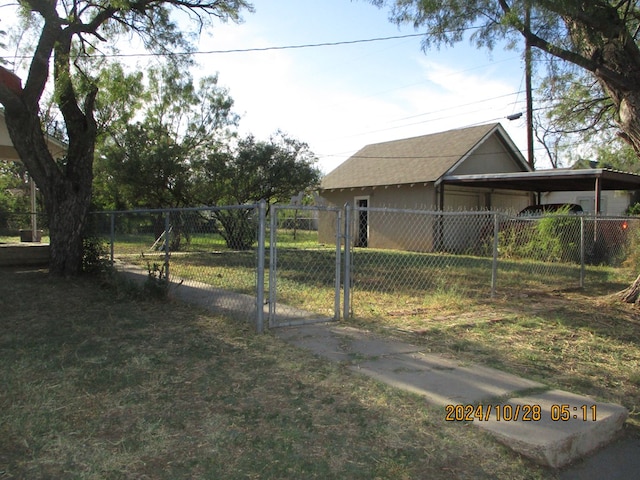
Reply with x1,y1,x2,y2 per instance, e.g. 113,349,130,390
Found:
271,204,342,213
92,204,259,215
351,206,637,221
352,206,498,217
499,212,634,221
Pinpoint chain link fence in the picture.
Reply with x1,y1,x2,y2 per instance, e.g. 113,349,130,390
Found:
90,205,264,326
347,206,638,319
0,211,48,242
347,209,496,317
5,204,637,330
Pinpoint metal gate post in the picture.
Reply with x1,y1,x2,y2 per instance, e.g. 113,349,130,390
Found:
334,209,342,320
164,210,170,280
343,203,352,320
491,212,499,298
256,200,267,333
109,212,115,266
268,204,278,327
580,216,585,288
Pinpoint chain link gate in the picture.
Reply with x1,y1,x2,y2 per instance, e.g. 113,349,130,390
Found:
268,205,343,328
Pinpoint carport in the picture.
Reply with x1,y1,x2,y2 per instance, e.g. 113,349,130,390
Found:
439,168,640,213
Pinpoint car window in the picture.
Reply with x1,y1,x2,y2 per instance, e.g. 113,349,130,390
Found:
517,204,583,217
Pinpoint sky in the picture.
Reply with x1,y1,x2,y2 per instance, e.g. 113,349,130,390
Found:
1,0,533,174
190,0,532,174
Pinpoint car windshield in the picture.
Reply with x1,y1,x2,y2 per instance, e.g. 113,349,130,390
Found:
518,204,583,217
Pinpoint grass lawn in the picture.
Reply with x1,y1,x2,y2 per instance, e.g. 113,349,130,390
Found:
110,231,640,418
0,267,559,479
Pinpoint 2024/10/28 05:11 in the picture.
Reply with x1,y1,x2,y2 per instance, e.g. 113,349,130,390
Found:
445,404,597,422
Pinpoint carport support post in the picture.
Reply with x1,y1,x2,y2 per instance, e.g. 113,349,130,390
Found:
256,200,266,333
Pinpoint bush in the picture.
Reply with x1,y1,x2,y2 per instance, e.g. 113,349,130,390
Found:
535,213,581,263
497,208,581,263
144,261,169,298
82,236,112,274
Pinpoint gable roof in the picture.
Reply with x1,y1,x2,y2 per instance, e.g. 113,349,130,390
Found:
320,123,528,190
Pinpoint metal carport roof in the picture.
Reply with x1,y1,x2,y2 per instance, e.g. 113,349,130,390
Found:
439,168,640,213
441,168,640,192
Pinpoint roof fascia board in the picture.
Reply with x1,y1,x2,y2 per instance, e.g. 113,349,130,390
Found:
442,167,640,192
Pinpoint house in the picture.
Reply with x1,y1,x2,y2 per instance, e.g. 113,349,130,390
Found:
318,123,532,251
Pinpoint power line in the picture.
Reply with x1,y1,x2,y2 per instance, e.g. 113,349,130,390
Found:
4,32,429,61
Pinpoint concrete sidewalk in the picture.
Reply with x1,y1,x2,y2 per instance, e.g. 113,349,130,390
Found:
274,322,633,472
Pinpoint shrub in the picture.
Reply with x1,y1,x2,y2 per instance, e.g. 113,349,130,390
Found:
82,236,112,274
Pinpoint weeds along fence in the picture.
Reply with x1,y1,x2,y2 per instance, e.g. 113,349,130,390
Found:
86,204,639,331
89,204,267,329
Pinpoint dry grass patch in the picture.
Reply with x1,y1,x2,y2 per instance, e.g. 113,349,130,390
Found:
348,287,640,425
0,267,554,479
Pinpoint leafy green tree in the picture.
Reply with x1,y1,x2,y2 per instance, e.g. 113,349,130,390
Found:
532,64,627,167
94,64,238,211
0,0,252,276
0,161,30,231
371,1,640,160
193,131,322,249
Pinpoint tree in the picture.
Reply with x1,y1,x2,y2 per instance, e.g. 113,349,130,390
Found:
94,63,238,211
370,1,640,157
193,131,322,249
0,21,7,66
532,64,624,168
0,0,252,276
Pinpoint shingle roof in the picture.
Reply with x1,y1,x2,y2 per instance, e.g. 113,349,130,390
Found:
321,123,518,190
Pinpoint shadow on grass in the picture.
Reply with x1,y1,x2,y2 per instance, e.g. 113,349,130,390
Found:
0,267,553,480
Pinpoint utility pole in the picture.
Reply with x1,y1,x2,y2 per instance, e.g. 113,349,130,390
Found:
525,2,534,170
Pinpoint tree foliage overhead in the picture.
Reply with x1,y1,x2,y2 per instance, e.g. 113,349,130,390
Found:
370,0,640,160
0,0,252,276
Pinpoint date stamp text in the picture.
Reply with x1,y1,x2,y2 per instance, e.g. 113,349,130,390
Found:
445,403,598,422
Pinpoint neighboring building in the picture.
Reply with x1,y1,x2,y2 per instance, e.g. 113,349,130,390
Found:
318,123,531,251
1,109,67,161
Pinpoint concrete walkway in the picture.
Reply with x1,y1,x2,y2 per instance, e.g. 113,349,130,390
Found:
273,322,634,472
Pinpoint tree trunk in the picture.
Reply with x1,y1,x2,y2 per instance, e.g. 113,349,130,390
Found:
563,6,640,155
3,102,95,277
617,273,640,304
46,178,92,276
